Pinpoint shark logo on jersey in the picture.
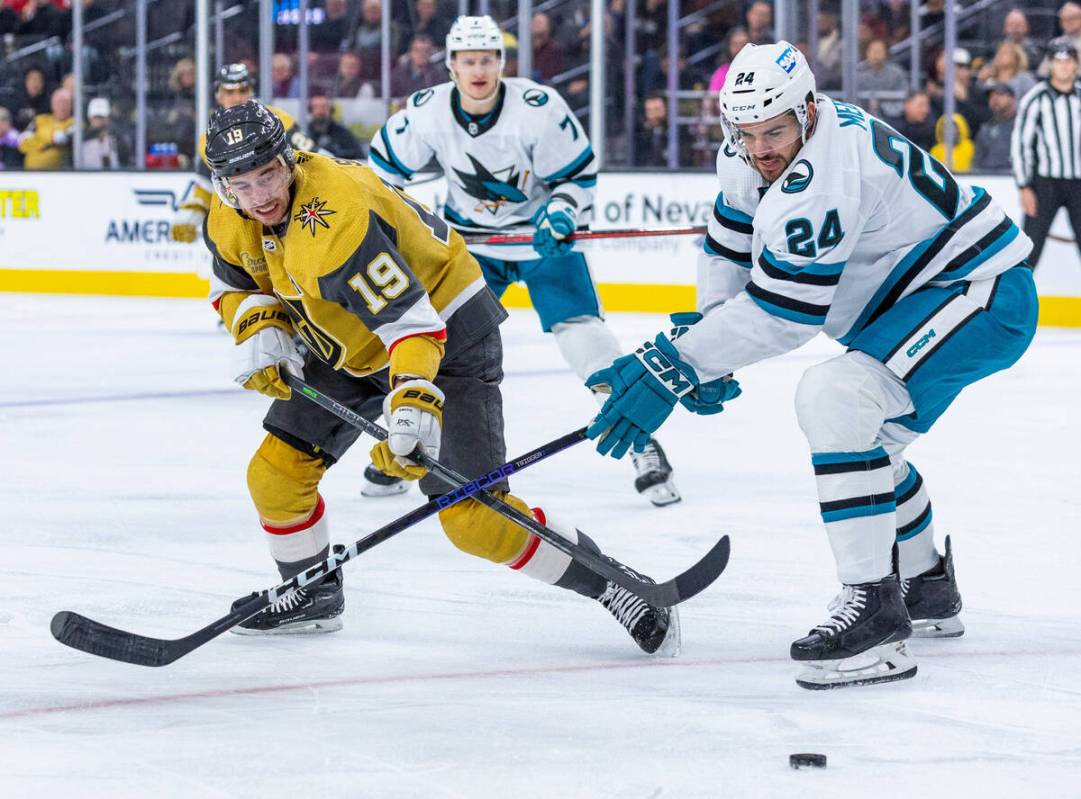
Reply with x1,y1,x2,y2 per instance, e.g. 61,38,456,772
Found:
294,197,336,237
452,153,528,213
782,160,814,194
523,88,549,107
411,89,434,107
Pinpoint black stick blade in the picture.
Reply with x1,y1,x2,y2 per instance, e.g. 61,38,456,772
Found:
51,611,178,667
671,534,731,604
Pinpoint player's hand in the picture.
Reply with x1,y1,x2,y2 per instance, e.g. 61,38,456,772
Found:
171,207,207,243
532,197,578,258
370,378,444,481
664,311,741,415
585,335,703,459
1020,187,1037,218
230,296,303,400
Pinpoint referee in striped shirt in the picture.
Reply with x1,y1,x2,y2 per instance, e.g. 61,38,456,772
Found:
1011,36,1081,267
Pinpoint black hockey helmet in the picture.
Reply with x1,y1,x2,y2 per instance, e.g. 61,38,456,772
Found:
205,100,293,178
215,62,253,92
205,101,295,209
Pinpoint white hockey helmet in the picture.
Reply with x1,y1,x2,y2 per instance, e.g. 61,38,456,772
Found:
445,15,505,70
719,41,817,157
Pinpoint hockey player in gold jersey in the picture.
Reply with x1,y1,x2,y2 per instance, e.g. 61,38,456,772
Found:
202,100,680,652
170,63,315,244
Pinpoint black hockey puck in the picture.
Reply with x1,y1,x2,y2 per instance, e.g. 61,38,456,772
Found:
789,753,827,769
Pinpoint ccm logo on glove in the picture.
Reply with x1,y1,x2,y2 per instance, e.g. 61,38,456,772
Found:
635,342,696,397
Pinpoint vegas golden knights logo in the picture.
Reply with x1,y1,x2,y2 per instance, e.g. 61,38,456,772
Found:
278,295,344,367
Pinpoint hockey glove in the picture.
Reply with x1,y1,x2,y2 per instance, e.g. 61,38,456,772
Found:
665,311,742,416
585,335,701,459
230,295,304,401
171,206,207,243
370,378,444,481
532,196,578,258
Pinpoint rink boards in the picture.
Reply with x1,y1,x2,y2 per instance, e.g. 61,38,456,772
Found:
0,170,1078,327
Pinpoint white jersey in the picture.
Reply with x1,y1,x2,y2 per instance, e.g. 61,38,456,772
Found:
368,78,597,261
676,96,1033,381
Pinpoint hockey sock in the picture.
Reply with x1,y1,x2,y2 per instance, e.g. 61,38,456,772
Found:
812,447,897,584
508,508,607,598
261,494,331,579
894,461,939,578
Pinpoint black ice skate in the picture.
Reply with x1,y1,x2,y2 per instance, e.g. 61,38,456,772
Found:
361,462,409,498
629,438,681,507
791,574,916,689
596,567,681,656
232,568,345,635
903,535,964,638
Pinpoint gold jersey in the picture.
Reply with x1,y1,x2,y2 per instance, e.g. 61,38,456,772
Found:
206,151,503,377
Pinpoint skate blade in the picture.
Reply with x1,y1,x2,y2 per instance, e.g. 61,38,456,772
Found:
231,615,344,636
361,481,409,498
641,481,681,507
911,614,964,638
655,606,682,658
795,641,917,690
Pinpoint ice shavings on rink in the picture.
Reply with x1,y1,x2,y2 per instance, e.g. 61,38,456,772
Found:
2,293,1079,798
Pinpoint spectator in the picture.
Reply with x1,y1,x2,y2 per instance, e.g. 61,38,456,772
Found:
80,96,127,169
14,0,66,39
931,112,974,172
531,12,564,82
310,0,352,53
1001,9,1042,70
746,1,775,45
308,93,364,160
815,8,842,89
857,38,908,119
973,83,1017,171
169,56,196,101
18,86,73,169
1059,2,1081,54
893,90,935,151
390,34,443,99
350,0,400,81
978,42,1036,99
635,92,692,167
271,53,299,98
405,0,449,50
332,51,369,97
0,108,23,169
927,48,988,136
707,27,750,95
12,65,50,130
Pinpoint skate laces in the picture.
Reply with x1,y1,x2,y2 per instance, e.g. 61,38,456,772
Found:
598,582,651,632
266,587,309,613
815,586,867,633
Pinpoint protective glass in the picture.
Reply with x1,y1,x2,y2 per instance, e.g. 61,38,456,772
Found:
723,111,805,162
213,155,294,210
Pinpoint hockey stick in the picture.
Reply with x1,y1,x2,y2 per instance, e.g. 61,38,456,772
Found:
283,375,730,609
461,225,708,246
50,427,589,667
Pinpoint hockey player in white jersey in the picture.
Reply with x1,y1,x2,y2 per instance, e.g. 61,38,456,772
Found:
366,15,680,507
584,42,1039,688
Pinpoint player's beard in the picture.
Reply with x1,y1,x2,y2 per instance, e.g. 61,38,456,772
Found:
753,149,794,183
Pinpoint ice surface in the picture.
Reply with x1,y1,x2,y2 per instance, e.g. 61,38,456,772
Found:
2,294,1080,798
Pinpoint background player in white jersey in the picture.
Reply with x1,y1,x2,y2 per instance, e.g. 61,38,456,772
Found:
583,42,1038,688
367,15,680,507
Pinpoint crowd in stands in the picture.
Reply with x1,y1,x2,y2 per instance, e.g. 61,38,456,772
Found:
0,0,1075,171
